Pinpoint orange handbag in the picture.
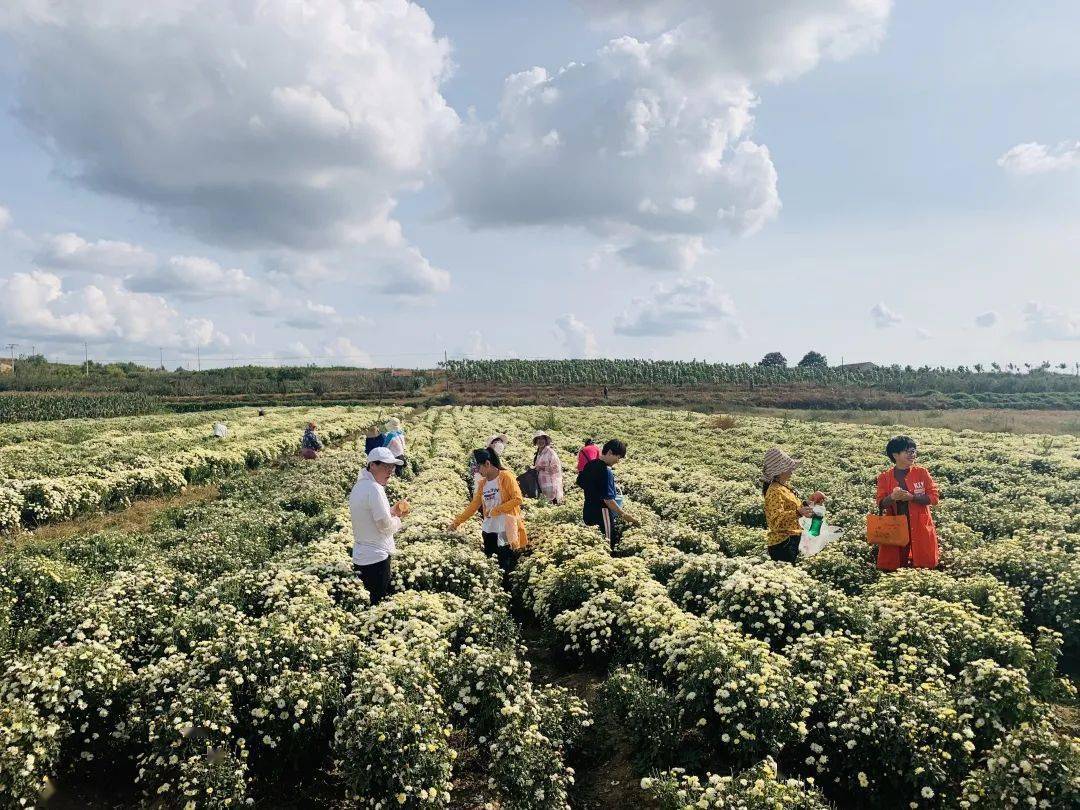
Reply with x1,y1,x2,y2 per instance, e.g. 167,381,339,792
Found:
866,512,909,547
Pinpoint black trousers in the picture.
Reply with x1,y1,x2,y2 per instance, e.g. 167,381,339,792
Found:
585,508,621,551
394,456,407,477
768,534,801,563
354,557,392,605
482,531,517,574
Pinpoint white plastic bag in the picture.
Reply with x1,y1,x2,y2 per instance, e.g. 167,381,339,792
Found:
797,517,843,557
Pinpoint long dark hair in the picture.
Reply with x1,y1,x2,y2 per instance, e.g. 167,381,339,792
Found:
472,447,504,471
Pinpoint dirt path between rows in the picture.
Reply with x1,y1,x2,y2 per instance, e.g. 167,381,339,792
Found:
3,483,222,551
515,615,651,810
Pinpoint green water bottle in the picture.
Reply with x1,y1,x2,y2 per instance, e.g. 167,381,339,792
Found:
808,505,825,537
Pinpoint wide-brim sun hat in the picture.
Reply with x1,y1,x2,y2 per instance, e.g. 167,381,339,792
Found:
761,447,800,483
532,430,551,443
367,447,405,465
488,434,509,446
384,418,401,430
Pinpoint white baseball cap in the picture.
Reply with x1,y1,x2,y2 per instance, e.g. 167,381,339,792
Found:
367,447,404,465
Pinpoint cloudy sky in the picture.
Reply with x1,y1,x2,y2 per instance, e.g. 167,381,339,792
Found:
1,0,1078,369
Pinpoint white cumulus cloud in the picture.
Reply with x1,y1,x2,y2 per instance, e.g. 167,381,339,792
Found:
0,270,227,348
1022,301,1080,341
997,141,1080,175
616,234,707,273
554,314,599,358
614,275,740,337
0,205,11,231
974,311,999,328
1,0,457,297
445,0,888,268
870,302,902,329
126,255,258,300
34,232,156,274
577,0,892,83
283,300,343,331
371,245,451,299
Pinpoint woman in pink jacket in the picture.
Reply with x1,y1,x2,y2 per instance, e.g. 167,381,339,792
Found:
577,438,600,473
532,430,564,504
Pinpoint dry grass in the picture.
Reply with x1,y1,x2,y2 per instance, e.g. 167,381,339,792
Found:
6,483,221,550
734,407,1080,436
706,414,740,431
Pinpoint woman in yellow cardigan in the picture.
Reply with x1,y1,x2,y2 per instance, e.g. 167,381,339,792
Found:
448,447,528,574
761,447,815,563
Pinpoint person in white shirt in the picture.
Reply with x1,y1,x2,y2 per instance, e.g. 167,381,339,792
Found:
349,446,407,605
383,417,407,476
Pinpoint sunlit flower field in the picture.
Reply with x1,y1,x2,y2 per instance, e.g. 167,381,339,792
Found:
1,405,1078,809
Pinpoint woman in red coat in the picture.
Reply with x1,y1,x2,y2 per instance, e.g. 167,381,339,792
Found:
875,435,940,571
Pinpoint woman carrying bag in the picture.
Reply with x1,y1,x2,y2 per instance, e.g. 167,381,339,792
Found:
531,430,564,504
449,447,528,575
761,447,815,563
874,435,940,571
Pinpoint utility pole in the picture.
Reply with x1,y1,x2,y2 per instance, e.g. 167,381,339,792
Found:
196,346,201,372
444,349,449,392
84,342,89,376
5,343,17,372
159,347,164,371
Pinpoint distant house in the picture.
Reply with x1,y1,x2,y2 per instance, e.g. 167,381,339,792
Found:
0,361,12,375
836,362,878,372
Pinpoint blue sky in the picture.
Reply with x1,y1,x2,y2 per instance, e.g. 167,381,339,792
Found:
0,0,1078,369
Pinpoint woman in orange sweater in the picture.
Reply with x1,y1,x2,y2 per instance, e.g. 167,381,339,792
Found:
449,447,528,574
875,435,940,571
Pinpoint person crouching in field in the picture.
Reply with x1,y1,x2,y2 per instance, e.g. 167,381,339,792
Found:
577,439,639,550
449,447,528,576
300,421,323,459
350,447,408,605
761,448,815,563
876,435,940,571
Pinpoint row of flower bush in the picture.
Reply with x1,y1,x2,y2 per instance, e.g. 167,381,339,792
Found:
0,408,589,809
0,406,384,532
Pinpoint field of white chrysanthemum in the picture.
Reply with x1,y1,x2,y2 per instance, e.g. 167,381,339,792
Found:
0,405,1077,810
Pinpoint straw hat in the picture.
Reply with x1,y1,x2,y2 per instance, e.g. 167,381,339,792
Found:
761,447,800,484
384,417,401,431
532,430,552,444
487,433,509,447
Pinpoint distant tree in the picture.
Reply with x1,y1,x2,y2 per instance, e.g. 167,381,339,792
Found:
797,351,828,368
759,352,787,368
973,364,984,374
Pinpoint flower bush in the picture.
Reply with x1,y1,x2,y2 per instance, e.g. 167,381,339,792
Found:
643,758,831,810
865,568,1025,626
960,719,1080,809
